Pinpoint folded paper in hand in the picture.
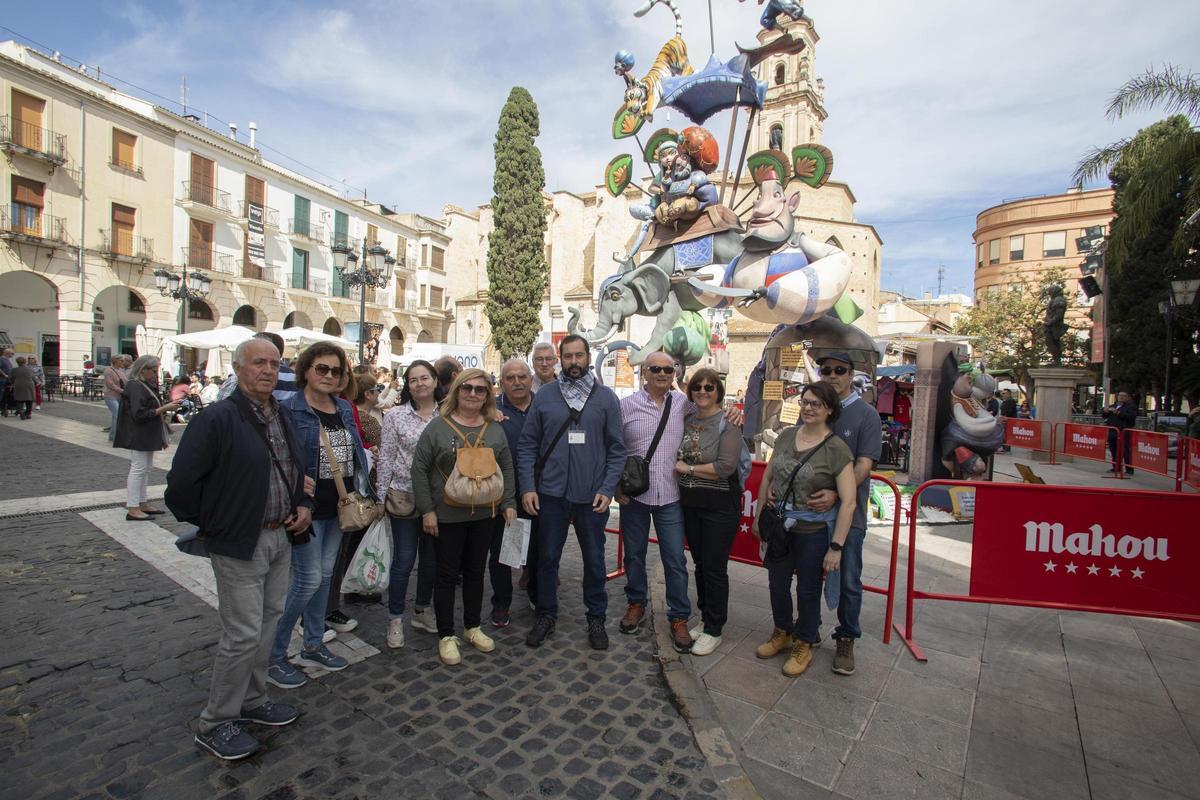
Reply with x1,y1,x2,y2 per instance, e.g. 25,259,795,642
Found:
498,518,532,569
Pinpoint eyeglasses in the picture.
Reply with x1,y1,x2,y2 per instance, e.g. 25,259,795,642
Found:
691,383,717,393
646,365,674,374
800,399,827,410
819,365,849,376
312,364,344,378
370,385,385,393
459,384,490,396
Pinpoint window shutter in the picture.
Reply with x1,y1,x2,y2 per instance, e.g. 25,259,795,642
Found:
112,130,137,167
245,176,265,206
292,248,308,289
11,90,44,149
334,210,349,247
367,223,379,246
11,176,45,207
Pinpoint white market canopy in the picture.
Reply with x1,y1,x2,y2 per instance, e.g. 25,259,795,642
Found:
166,326,254,351
277,327,357,351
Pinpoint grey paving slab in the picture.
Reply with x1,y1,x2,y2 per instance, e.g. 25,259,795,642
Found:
961,780,1036,800
1058,610,1142,647
701,652,794,710
708,690,765,744
804,639,897,700
965,729,1089,800
859,701,969,774
970,692,1083,759
1129,616,1200,642
834,741,963,800
893,645,980,692
740,756,835,800
1075,692,1200,798
1138,628,1200,660
774,676,875,739
914,601,990,637
1063,632,1154,673
1067,660,1175,709
1087,761,1197,800
976,662,1076,714
877,667,975,727
741,711,854,789
910,619,984,660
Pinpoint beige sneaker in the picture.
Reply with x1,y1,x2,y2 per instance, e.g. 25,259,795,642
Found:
386,618,405,649
782,640,814,676
755,627,793,659
410,608,437,634
691,632,722,657
464,626,495,653
438,636,462,666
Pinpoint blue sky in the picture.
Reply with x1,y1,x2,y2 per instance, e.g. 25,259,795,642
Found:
4,0,1197,299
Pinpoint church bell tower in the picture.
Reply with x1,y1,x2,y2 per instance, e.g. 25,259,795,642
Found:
753,14,827,153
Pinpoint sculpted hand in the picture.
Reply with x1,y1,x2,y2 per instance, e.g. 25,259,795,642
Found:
806,489,837,513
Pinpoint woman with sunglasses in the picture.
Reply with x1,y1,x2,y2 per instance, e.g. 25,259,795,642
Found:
674,369,744,656
268,343,373,688
752,380,856,677
411,368,517,666
375,360,444,648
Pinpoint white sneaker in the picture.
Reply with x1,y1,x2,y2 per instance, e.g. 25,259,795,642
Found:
463,626,495,653
438,636,462,666
689,623,703,641
322,627,337,644
691,632,722,657
386,618,405,649
410,608,437,633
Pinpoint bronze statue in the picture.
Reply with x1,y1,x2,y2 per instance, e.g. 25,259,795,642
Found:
1044,284,1068,365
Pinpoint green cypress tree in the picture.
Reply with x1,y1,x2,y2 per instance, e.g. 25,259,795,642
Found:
486,87,548,359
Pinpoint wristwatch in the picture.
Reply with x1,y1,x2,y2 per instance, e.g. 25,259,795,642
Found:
829,541,843,552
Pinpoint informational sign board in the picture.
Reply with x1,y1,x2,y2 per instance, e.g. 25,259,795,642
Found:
247,201,266,267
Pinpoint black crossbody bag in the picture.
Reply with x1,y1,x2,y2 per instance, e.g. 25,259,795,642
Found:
620,394,673,498
534,388,593,484
757,433,833,561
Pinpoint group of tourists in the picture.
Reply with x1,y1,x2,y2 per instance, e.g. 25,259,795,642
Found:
162,332,879,761
0,348,46,419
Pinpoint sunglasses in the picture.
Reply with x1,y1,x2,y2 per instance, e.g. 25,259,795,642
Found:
370,384,385,393
819,365,850,376
646,365,675,375
691,383,718,393
459,383,490,396
312,364,345,378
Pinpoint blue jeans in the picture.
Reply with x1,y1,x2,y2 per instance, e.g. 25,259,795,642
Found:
620,499,691,621
536,495,609,621
271,517,342,661
831,527,865,640
387,516,435,618
105,397,120,441
766,529,828,643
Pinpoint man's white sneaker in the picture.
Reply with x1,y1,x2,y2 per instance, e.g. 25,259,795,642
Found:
386,618,405,649
464,626,495,653
410,608,437,634
322,627,337,644
691,632,721,657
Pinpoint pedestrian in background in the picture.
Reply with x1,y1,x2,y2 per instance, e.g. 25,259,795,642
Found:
0,348,13,416
28,355,44,410
166,336,312,761
8,357,36,420
376,359,442,649
530,342,558,391
1104,390,1138,475
412,368,517,666
115,355,180,520
434,355,462,398
674,369,743,657
103,355,132,439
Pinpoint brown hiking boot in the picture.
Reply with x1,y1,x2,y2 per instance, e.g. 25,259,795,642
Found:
783,641,814,676
619,602,646,634
755,627,793,659
832,637,856,675
670,619,693,653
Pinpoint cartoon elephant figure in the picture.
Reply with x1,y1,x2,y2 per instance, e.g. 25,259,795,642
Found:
568,265,682,365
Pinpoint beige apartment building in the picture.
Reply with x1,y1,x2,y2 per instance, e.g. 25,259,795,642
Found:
443,13,882,392
0,42,445,376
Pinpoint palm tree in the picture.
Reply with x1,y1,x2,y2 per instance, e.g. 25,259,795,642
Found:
1073,65,1200,260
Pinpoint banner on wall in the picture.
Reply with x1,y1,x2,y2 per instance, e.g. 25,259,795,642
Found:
247,202,266,267
969,484,1200,618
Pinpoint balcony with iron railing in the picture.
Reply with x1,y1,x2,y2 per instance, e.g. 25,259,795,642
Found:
288,218,327,244
0,115,67,166
0,207,70,244
330,233,361,251
178,180,233,217
179,245,235,275
237,259,279,283
238,201,280,229
107,155,143,177
100,229,153,261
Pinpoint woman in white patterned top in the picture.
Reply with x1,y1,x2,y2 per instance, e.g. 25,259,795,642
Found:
375,359,443,648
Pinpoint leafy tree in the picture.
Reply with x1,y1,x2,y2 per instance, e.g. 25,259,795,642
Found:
1074,66,1200,262
485,87,548,359
953,268,1092,393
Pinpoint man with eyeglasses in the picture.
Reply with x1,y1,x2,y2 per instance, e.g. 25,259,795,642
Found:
809,351,880,677
530,342,558,391
518,335,626,651
492,358,540,626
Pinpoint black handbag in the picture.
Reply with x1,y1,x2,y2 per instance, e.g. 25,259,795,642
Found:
758,433,833,561
620,394,673,498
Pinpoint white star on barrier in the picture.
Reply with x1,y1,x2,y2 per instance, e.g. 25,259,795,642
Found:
1087,564,1100,575
1131,567,1145,579
1065,562,1078,574
1043,560,1056,572
1109,565,1122,577
739,523,748,533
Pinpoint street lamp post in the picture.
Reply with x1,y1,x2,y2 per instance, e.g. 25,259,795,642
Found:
1158,279,1199,414
332,236,395,362
154,262,212,373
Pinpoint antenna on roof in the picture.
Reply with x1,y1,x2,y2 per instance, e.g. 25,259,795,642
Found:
181,76,188,115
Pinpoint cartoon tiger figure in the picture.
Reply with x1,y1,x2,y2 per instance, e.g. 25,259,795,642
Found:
614,0,694,123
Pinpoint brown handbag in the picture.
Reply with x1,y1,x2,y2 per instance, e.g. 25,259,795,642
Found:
320,426,384,531
385,488,416,518
439,419,504,514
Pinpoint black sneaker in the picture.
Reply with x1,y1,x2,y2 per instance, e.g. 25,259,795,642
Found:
239,701,299,727
195,721,260,760
526,616,556,648
587,617,609,651
325,609,358,634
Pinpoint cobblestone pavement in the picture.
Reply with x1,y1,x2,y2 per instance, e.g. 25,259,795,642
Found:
0,417,724,800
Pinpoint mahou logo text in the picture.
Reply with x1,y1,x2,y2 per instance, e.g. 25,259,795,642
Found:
1024,522,1169,562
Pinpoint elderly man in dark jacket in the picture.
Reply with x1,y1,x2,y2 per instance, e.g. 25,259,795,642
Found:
166,338,313,761
8,357,36,420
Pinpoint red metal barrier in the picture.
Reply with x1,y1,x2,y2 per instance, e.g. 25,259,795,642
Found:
1183,437,1200,492
1004,418,1056,462
1126,429,1176,485
603,462,903,644
1055,422,1126,478
894,479,1200,662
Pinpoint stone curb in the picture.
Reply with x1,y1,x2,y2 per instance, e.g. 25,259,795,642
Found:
648,565,761,800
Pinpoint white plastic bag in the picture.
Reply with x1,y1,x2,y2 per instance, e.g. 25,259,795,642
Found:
343,516,392,593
